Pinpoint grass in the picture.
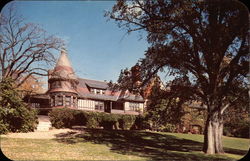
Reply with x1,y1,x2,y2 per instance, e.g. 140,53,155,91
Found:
1,129,249,160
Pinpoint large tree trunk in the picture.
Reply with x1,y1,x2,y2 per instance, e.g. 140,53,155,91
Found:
203,111,224,154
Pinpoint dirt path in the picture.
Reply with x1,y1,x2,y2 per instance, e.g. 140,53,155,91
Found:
1,115,85,139
1,128,83,139
0,128,83,139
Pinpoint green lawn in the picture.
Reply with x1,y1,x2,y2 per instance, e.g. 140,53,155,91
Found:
1,129,249,160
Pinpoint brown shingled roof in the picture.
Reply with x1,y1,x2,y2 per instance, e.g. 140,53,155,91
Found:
76,78,144,102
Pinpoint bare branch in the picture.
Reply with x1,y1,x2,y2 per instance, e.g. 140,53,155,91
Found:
0,5,63,85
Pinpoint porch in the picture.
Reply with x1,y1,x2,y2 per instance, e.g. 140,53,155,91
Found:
77,99,142,115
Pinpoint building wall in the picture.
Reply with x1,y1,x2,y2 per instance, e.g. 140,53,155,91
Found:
139,103,144,112
78,99,96,110
77,99,105,111
124,102,130,111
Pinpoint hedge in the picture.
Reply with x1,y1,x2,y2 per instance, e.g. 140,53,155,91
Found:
48,108,75,128
48,108,140,130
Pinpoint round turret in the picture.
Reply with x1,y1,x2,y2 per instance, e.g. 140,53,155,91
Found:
48,48,79,108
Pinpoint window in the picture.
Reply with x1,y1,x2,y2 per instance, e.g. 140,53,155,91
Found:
65,96,71,106
95,101,104,110
51,81,61,88
31,103,40,108
90,88,105,95
57,96,63,106
90,88,95,93
96,89,101,95
129,102,140,111
51,97,54,107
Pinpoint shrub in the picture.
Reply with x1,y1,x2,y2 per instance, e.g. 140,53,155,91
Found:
119,115,136,130
48,108,74,128
235,122,250,138
85,112,100,128
49,109,97,129
224,119,250,138
73,110,87,126
48,108,141,130
0,120,9,134
161,123,176,132
100,113,120,130
17,107,38,132
134,114,150,130
223,126,233,137
0,78,38,134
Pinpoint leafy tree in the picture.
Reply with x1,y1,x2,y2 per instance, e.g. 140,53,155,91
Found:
17,75,46,98
0,4,63,87
223,86,249,138
106,0,248,154
146,75,197,131
0,78,38,134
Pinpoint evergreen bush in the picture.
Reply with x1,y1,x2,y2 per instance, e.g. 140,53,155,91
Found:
85,112,100,128
73,110,87,126
0,78,38,134
119,115,136,130
100,113,119,130
223,119,250,138
48,108,74,128
161,123,176,132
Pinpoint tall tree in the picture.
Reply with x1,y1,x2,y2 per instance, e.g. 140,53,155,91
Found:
17,75,46,97
106,0,249,154
0,4,63,86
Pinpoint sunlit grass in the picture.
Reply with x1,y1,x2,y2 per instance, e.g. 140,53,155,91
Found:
1,130,248,160
1,137,146,160
163,132,249,160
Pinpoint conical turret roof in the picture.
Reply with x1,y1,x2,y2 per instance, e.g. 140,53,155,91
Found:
50,48,77,81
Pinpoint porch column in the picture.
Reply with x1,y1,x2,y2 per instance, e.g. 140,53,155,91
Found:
75,97,78,108
54,95,57,107
123,102,125,113
110,101,112,112
50,96,54,107
63,95,65,107
71,96,73,107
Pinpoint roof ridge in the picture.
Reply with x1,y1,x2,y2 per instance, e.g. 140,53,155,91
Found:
78,78,108,83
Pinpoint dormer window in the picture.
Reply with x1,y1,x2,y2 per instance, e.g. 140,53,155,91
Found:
96,89,101,94
89,88,105,95
90,88,95,94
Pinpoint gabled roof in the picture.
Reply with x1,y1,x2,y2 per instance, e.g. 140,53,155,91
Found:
118,90,144,102
81,78,108,89
77,78,144,102
77,78,119,101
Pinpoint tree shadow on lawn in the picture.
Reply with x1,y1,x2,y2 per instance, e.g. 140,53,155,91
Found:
54,129,244,160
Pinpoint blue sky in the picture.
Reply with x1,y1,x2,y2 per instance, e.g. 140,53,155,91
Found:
2,1,169,83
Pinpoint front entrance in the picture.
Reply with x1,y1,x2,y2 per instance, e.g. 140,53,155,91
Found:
104,101,124,113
